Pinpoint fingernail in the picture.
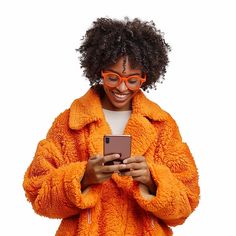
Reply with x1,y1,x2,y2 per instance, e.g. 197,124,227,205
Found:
123,159,127,164
115,154,120,158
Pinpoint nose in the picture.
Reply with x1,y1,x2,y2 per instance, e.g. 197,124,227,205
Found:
117,81,128,92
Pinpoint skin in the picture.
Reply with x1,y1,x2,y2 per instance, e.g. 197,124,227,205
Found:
101,56,141,111
81,56,157,195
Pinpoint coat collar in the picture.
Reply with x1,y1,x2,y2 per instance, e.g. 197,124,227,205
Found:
69,86,168,130
68,86,169,190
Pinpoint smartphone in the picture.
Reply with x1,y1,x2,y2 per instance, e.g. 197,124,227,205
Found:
103,135,131,165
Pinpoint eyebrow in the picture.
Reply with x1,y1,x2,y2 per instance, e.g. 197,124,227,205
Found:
104,69,142,76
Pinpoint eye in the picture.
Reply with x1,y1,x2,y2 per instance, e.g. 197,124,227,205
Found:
129,79,137,84
107,74,119,81
108,77,118,81
128,77,139,84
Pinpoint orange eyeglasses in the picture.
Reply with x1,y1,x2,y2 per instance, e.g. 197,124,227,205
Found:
101,70,146,90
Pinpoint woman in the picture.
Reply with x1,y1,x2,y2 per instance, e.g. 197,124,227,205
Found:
23,17,200,236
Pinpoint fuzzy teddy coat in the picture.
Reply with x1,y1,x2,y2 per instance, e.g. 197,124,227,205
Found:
23,86,200,236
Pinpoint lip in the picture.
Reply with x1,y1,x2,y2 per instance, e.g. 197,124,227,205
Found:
111,91,131,102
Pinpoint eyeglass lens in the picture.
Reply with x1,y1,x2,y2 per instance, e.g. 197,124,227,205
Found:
104,74,142,89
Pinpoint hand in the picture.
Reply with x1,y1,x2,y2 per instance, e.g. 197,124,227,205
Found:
81,154,126,190
122,156,157,195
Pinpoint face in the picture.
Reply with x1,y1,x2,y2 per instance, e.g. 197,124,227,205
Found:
101,56,143,111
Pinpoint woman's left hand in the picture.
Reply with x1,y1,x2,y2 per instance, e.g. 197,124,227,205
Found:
122,156,157,195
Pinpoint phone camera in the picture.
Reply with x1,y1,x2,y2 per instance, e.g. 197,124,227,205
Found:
105,137,110,144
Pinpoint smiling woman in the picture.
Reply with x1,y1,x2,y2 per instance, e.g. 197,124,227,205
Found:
23,17,200,236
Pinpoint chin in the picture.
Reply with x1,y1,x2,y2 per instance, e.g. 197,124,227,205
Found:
110,98,132,110
103,87,136,110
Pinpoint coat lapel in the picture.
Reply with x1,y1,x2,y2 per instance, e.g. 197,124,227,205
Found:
124,113,156,156
124,89,168,156
69,86,169,157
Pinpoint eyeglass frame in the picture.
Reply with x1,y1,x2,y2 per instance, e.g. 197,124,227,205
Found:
101,70,146,90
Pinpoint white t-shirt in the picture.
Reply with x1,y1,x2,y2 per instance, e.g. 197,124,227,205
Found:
103,109,132,135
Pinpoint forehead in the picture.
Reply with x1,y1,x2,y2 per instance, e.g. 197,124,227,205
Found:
106,56,142,74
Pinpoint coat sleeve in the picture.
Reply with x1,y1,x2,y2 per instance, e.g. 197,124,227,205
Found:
23,111,101,219
132,116,200,226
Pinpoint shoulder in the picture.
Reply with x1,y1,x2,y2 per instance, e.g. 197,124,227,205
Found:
147,102,180,135
46,109,71,139
135,90,173,123
51,109,70,127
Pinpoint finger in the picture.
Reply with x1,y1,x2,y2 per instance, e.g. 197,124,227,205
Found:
103,154,121,164
125,162,147,170
132,176,145,183
123,156,145,164
92,154,120,165
89,154,102,161
101,164,127,173
122,169,146,177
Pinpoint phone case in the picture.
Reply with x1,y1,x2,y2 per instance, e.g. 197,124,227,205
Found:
103,135,131,165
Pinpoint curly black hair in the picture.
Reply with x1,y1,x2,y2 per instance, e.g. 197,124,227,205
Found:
77,17,171,91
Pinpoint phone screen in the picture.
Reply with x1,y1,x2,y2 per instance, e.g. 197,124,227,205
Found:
103,135,131,165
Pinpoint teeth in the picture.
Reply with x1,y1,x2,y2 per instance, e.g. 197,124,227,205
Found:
113,93,128,99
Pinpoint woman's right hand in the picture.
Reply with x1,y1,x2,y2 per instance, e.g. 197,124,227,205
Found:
81,154,126,190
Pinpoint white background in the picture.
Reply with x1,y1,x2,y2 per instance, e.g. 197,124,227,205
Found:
1,0,236,235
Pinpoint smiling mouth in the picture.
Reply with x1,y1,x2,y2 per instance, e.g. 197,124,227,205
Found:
112,91,130,101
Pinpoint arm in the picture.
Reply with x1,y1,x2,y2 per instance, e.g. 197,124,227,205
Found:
23,111,101,219
132,117,200,226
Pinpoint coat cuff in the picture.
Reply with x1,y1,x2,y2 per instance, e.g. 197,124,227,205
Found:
133,163,191,221
64,162,101,209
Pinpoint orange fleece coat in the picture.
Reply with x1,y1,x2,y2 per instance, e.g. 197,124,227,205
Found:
23,86,200,236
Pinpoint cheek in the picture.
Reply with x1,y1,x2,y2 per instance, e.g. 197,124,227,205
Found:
103,86,113,96
103,86,115,102
130,90,139,99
